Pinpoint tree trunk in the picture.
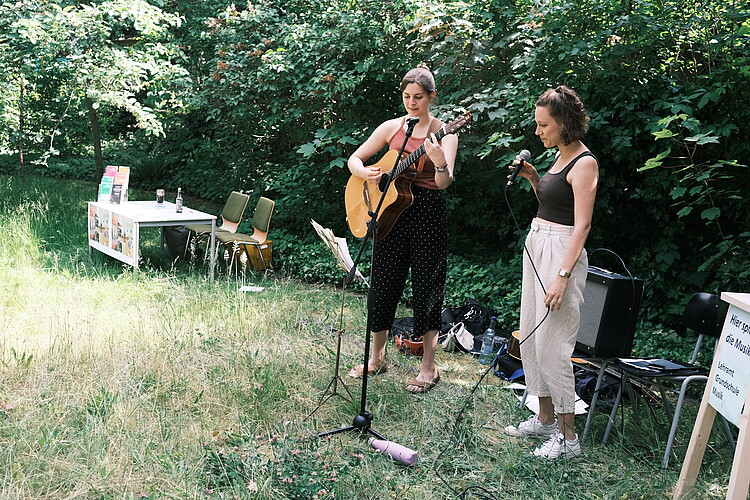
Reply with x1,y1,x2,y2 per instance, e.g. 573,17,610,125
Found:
18,77,25,178
86,97,104,180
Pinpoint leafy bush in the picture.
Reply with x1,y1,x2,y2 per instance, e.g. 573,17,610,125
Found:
2,0,749,332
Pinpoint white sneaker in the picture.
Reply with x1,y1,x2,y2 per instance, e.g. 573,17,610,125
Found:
504,415,558,438
532,432,582,459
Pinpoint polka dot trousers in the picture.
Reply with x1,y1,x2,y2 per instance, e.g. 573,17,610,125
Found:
369,185,447,338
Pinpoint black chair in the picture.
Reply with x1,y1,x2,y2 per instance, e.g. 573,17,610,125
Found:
603,292,735,467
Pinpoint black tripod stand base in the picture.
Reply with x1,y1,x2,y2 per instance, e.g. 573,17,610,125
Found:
317,411,387,440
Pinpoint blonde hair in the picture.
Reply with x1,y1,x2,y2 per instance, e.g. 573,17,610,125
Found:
400,63,436,93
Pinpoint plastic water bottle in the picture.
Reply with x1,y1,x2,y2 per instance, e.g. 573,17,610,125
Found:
175,187,183,213
479,316,497,365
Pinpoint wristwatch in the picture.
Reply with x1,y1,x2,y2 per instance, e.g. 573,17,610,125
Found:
558,269,571,279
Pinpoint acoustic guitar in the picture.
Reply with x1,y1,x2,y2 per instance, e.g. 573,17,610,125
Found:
344,112,472,240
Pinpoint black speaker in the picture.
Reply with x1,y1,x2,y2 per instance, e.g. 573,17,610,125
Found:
576,266,644,357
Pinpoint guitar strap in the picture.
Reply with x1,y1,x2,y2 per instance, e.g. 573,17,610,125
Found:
427,116,442,135
390,115,443,173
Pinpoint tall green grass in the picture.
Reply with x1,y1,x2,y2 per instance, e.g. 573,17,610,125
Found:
0,174,736,499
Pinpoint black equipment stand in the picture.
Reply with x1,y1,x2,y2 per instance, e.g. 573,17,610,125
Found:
308,276,355,419
318,118,419,440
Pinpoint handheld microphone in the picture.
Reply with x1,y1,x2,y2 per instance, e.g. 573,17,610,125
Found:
506,149,531,187
368,437,418,467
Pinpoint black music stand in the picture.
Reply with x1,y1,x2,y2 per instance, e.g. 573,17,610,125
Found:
308,220,369,412
318,119,419,440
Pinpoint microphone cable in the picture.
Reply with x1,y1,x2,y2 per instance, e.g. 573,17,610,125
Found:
502,170,550,353
431,157,553,500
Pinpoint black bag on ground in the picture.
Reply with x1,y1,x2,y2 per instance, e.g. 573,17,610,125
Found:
573,365,619,409
440,298,494,352
163,225,192,262
452,297,493,335
390,316,415,339
491,338,524,381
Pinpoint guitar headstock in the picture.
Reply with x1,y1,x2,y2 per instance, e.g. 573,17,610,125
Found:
444,112,472,135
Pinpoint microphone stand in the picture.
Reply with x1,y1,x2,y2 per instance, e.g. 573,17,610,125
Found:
318,118,419,440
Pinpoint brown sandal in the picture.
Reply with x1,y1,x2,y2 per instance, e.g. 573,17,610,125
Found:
348,364,387,378
406,373,440,393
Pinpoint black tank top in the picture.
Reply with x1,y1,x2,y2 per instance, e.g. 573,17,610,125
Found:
536,151,596,226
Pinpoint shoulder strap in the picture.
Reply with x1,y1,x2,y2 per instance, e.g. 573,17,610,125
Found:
559,151,594,176
427,116,443,136
387,117,408,145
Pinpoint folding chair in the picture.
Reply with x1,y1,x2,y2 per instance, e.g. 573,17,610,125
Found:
603,292,736,467
184,190,250,259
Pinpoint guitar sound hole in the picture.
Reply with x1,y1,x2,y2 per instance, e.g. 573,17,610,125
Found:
378,174,389,192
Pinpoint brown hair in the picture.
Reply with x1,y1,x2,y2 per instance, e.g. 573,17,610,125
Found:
400,63,436,93
536,85,590,145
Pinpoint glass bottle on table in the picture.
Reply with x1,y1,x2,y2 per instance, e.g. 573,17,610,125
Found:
175,188,183,213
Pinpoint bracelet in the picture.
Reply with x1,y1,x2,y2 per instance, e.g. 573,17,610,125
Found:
434,164,448,173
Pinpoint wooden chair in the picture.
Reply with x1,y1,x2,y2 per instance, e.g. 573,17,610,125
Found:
185,190,250,260
218,197,275,273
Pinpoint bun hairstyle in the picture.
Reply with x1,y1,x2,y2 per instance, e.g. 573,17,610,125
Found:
536,85,590,145
400,63,436,93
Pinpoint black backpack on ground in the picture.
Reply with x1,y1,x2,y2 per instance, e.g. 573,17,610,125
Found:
163,225,192,263
440,298,494,352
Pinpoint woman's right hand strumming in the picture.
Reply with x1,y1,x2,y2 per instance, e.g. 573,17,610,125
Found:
358,164,383,183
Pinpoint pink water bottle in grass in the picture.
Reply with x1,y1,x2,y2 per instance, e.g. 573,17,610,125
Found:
368,437,418,467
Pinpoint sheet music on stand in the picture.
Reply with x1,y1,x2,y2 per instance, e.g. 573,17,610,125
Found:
311,219,368,286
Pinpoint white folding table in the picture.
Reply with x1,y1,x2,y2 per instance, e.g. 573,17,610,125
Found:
87,200,217,279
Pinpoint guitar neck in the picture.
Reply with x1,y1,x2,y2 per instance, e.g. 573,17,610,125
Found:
392,127,448,177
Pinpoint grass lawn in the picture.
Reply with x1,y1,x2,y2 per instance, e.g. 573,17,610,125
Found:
0,174,736,499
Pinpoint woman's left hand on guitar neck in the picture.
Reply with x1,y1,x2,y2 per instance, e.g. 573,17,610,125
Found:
425,131,457,188
424,133,447,169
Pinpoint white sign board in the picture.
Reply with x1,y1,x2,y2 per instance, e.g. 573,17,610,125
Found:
674,292,750,500
708,304,750,426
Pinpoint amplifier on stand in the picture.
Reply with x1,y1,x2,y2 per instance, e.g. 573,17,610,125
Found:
576,266,644,357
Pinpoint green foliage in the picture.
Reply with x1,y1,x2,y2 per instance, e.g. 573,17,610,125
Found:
443,254,523,329
273,229,370,293
0,0,190,175
640,108,749,295
1,0,749,330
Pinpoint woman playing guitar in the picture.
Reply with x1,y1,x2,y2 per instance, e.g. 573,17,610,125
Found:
346,63,458,393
